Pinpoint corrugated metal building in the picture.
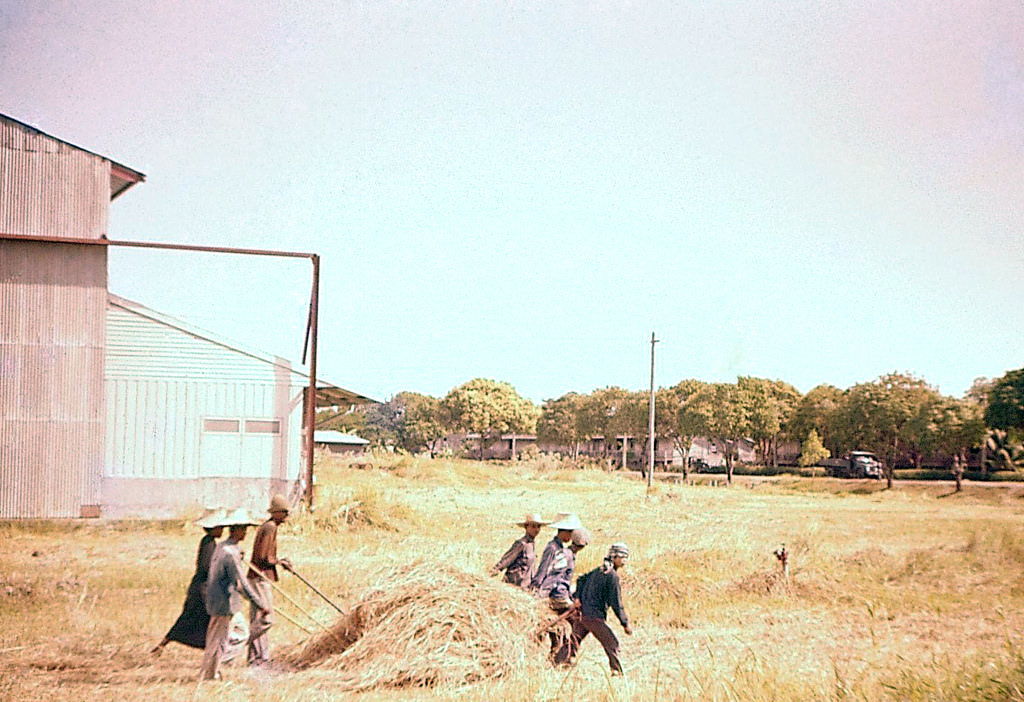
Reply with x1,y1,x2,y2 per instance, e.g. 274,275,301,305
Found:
103,295,370,518
1,115,144,518
1,113,372,518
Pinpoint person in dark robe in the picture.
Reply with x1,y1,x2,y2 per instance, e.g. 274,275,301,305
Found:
151,509,226,654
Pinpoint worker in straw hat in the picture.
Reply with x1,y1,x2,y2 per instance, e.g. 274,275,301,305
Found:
529,512,582,595
554,542,633,675
151,508,226,656
246,493,294,666
540,527,590,657
489,512,548,588
199,508,268,681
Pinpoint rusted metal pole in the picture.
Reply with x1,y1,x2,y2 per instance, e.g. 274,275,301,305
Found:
0,232,109,246
304,255,320,509
109,237,315,259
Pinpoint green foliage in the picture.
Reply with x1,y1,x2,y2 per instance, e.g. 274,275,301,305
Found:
399,391,449,455
679,382,747,479
315,406,368,435
361,395,406,447
576,386,647,462
986,367,1024,435
380,367,989,475
655,380,707,460
966,376,996,406
537,392,586,449
788,384,845,457
738,376,801,465
840,372,945,478
985,429,1024,472
442,378,539,458
798,429,831,467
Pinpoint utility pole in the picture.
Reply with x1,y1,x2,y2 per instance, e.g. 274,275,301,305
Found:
647,331,659,490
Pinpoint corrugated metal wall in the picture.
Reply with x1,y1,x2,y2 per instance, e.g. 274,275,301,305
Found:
0,240,107,518
106,303,296,382
103,300,304,516
104,379,301,481
0,119,110,239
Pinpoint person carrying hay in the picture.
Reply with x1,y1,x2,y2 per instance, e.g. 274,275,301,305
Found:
540,527,589,657
554,542,633,675
199,508,268,682
247,493,294,666
152,508,225,656
489,512,548,588
530,512,582,594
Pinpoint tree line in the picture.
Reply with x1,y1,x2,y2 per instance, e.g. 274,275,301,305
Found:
318,369,1024,484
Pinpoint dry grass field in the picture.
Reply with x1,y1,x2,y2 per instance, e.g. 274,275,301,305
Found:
4,454,1024,701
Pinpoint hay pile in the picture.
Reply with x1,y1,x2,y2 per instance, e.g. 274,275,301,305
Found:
287,560,547,691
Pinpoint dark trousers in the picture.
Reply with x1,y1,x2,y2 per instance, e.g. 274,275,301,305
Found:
554,616,622,672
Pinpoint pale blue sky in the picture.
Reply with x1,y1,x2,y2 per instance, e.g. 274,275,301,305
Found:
2,1,1022,403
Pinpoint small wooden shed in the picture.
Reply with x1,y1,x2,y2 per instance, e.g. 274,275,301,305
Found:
313,430,370,455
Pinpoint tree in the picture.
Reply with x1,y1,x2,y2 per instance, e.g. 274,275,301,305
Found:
738,377,801,467
986,368,1024,442
442,379,539,460
903,387,952,469
361,395,406,448
655,379,707,477
842,373,939,488
798,429,830,468
905,396,984,474
966,377,995,407
578,387,646,468
315,406,368,436
399,392,449,457
789,385,846,458
679,382,746,484
538,392,586,461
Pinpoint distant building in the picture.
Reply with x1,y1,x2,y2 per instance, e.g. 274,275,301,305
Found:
314,430,370,455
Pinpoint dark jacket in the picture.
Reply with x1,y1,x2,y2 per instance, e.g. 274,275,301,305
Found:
575,561,629,628
531,536,569,593
493,535,537,588
536,547,576,601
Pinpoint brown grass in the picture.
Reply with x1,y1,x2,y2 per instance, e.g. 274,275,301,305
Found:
4,457,1024,701
284,560,546,691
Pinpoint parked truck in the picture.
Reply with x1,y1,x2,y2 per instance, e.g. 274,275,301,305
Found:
821,451,884,479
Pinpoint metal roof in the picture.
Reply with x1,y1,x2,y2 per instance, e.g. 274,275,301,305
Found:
314,430,370,445
108,293,376,407
0,113,145,200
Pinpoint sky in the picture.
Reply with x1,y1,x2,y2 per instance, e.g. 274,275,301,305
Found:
2,1,1022,404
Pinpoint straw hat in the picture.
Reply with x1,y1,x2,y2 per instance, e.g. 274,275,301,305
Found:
195,508,227,529
268,494,291,513
220,507,260,527
548,512,583,531
516,512,549,527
